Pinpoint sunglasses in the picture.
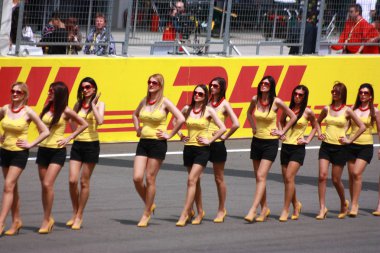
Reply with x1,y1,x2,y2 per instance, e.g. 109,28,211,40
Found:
210,83,220,89
260,81,271,86
147,80,159,86
194,91,205,98
331,89,340,95
11,89,24,95
293,92,304,98
82,84,93,90
359,91,370,96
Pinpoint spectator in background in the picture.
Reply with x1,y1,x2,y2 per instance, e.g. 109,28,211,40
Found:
84,13,115,56
288,13,317,55
66,17,82,55
331,4,379,54
10,0,35,45
39,12,67,54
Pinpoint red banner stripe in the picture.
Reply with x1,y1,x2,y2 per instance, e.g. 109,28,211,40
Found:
0,67,22,105
103,119,134,124
105,110,134,116
26,67,52,106
54,67,80,93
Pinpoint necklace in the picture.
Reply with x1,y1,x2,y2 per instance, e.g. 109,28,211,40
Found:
331,104,345,112
193,106,202,114
359,104,369,111
11,104,24,113
82,102,90,109
148,99,157,105
211,97,224,108
259,99,269,107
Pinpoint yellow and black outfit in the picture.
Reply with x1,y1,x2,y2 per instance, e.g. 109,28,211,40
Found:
36,114,67,167
318,107,348,166
183,113,210,167
208,109,227,163
135,102,168,160
250,106,279,162
0,107,30,169
347,115,373,163
280,115,308,165
70,110,100,163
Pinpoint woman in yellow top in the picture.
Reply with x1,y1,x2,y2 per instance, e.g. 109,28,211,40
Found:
317,82,365,220
176,84,226,226
67,77,105,230
245,76,297,222
346,83,380,217
207,77,239,223
0,82,49,236
36,82,87,234
278,85,321,222
132,74,185,227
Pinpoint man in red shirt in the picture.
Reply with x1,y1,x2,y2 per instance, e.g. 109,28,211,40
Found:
331,4,379,54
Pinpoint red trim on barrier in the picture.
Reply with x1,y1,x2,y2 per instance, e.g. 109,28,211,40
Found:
26,67,51,106
105,110,134,116
98,127,136,132
103,119,134,124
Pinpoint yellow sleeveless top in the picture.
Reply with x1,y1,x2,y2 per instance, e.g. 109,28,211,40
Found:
254,106,278,139
186,114,210,147
139,102,167,139
39,114,67,148
208,109,225,142
351,116,373,145
324,107,348,145
75,110,99,142
1,109,29,151
283,115,308,145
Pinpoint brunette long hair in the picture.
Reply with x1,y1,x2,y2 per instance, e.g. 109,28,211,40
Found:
353,83,376,126
75,77,98,116
289,85,309,125
40,82,68,129
185,84,209,119
208,77,226,102
330,82,347,105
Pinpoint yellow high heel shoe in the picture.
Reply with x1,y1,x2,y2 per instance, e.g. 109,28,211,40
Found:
151,203,156,215
279,212,289,222
244,211,256,223
256,208,271,222
191,211,205,225
338,200,349,219
291,201,303,220
71,219,83,230
137,215,151,228
66,218,75,227
316,208,328,220
188,209,195,221
0,224,5,236
4,221,23,236
176,215,189,227
372,211,380,216
213,209,227,223
348,206,359,218
39,217,55,234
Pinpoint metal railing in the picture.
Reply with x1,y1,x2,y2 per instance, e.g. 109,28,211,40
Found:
2,0,380,56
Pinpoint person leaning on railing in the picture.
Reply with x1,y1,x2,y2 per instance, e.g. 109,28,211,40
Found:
83,13,115,56
66,17,82,55
39,11,67,55
331,4,379,54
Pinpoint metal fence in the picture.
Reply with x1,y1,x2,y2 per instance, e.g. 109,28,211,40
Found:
3,0,380,56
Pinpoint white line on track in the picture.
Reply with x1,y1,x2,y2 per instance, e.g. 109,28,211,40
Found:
26,144,380,160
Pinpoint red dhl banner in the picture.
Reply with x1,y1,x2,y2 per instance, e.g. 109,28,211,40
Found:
0,56,379,142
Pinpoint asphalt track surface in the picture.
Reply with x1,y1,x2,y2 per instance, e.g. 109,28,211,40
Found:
1,139,379,253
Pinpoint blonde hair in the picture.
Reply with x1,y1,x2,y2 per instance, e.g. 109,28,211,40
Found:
12,82,29,105
146,73,164,107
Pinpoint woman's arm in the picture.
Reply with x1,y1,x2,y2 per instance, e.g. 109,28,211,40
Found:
220,101,240,140
16,107,50,149
132,99,145,137
298,108,320,145
91,93,105,125
175,106,189,142
58,107,88,147
198,107,226,145
317,106,328,141
157,98,185,140
271,98,296,137
246,96,257,135
339,107,366,144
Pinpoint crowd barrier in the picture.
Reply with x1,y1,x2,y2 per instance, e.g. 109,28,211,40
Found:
0,55,379,142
